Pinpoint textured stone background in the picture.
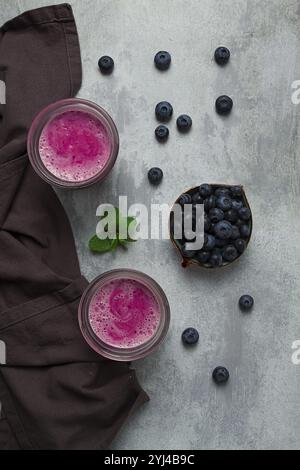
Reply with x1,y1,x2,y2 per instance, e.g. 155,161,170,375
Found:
2,0,300,450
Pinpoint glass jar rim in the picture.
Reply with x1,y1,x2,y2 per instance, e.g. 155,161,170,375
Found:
27,98,119,189
78,269,170,362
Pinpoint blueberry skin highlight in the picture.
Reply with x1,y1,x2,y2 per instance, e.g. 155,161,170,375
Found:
215,95,233,115
214,46,230,65
182,327,199,345
155,101,173,122
98,56,114,74
212,366,230,384
154,51,171,70
239,295,254,311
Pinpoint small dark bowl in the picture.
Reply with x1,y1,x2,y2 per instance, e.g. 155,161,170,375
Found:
169,184,253,269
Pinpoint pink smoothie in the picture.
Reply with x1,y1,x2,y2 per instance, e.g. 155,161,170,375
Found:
88,278,161,348
39,110,111,182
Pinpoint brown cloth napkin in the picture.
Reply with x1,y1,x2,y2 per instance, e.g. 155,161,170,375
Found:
0,3,148,450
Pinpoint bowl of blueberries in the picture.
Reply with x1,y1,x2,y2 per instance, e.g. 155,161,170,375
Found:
170,183,253,268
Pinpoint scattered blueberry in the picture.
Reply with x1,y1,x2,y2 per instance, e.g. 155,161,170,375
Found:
214,220,233,240
238,207,251,221
222,244,238,262
148,167,163,185
203,234,216,251
155,125,169,142
239,294,254,311
212,366,230,384
240,224,251,238
98,56,114,74
199,184,212,198
196,250,211,264
215,95,233,115
234,238,246,253
210,252,223,267
216,195,232,211
177,114,192,133
224,209,238,223
178,193,192,206
154,51,171,70
155,101,173,122
209,208,224,224
182,327,199,345
214,46,230,66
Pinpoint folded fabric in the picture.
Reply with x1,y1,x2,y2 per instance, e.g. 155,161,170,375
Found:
0,3,148,450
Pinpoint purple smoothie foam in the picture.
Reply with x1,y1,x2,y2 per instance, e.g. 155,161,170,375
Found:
88,278,161,348
39,110,111,182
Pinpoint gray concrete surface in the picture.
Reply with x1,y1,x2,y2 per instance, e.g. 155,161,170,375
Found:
2,0,300,450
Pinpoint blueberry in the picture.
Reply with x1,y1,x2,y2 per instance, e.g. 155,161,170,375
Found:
231,199,244,211
214,220,233,239
182,327,199,345
230,225,240,240
240,224,251,238
209,208,224,224
214,187,230,198
215,95,233,115
199,184,212,198
178,193,192,206
181,243,196,259
204,195,216,212
155,125,169,142
230,186,243,198
98,56,114,74
177,114,192,132
234,238,246,253
204,215,211,232
208,223,215,234
216,195,232,211
222,244,238,262
148,167,163,185
235,219,244,227
215,238,228,248
154,51,171,70
214,46,230,66
224,209,238,223
239,294,254,311
238,207,251,221
212,366,230,384
203,234,216,251
155,101,173,122
196,250,211,264
192,192,204,204
210,252,223,267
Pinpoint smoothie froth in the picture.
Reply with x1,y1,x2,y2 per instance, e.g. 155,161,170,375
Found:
39,110,111,182
88,278,161,348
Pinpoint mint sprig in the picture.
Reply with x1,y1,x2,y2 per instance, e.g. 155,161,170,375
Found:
88,208,137,254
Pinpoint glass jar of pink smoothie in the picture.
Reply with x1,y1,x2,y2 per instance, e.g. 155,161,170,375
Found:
28,98,119,188
78,269,170,361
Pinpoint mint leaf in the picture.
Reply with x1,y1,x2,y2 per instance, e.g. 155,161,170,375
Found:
90,207,138,254
88,235,117,253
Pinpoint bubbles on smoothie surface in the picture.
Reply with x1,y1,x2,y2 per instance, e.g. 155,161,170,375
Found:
88,279,161,348
39,110,111,182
